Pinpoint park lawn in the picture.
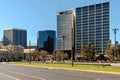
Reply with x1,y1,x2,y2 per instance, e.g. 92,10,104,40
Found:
9,62,120,73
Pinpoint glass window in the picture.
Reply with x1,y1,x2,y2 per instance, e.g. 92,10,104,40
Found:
96,4,102,9
89,5,94,11
83,6,88,12
103,2,109,8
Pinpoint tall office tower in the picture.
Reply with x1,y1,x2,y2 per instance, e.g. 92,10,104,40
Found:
75,2,109,53
4,28,27,48
57,10,75,52
37,30,56,54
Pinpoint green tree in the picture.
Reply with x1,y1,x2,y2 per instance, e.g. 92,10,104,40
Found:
80,43,95,61
80,45,86,58
116,41,120,61
85,43,95,61
105,40,113,61
97,53,105,61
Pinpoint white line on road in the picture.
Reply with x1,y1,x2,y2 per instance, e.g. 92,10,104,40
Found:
7,71,46,80
0,72,20,80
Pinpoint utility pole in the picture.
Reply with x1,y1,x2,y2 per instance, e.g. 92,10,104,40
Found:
112,28,118,63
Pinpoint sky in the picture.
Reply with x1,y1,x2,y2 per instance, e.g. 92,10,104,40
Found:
0,0,119,44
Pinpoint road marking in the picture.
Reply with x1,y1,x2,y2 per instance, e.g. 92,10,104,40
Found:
0,72,20,80
48,67,53,69
7,71,46,80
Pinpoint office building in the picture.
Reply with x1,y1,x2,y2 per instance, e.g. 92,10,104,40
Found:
37,30,56,54
75,2,109,53
3,28,27,48
57,10,75,52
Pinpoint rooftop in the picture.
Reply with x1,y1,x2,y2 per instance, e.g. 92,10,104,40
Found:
4,28,26,31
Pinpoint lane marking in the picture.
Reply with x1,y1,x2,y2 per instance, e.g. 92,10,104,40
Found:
0,72,20,80
7,71,46,80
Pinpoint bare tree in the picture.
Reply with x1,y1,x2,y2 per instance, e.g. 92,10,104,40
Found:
52,50,63,61
32,50,40,61
40,50,48,62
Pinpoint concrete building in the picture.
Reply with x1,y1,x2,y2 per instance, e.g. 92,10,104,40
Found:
37,30,56,54
57,10,75,52
75,2,110,54
3,28,27,48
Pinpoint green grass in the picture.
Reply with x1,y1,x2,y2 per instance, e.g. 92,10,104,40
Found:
9,62,120,73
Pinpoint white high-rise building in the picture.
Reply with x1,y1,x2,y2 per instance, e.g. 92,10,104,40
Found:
57,10,75,51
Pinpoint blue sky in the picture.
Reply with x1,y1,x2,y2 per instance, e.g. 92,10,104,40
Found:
0,0,119,44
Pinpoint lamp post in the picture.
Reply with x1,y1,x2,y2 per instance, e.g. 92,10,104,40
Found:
71,33,74,67
29,40,31,64
62,35,65,61
71,45,74,67
112,28,118,63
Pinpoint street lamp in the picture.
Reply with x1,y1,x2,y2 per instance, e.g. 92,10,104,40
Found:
29,40,31,64
71,42,74,67
62,35,65,61
112,28,118,63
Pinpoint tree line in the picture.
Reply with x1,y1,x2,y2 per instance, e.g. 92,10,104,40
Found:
30,50,68,62
76,40,120,62
29,40,120,62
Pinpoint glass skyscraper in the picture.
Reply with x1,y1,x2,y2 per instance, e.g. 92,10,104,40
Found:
57,10,75,51
4,28,27,48
75,2,109,53
37,30,56,54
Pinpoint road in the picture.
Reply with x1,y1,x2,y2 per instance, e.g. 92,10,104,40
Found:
0,63,120,80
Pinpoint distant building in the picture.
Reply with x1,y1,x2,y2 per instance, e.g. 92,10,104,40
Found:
75,2,110,53
3,28,27,48
27,43,37,49
0,45,24,61
24,48,35,61
37,30,56,54
0,49,10,61
0,40,4,46
57,10,75,52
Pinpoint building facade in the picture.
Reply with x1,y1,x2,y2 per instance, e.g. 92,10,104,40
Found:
37,30,56,54
75,2,109,53
3,28,27,48
0,45,24,61
57,10,75,51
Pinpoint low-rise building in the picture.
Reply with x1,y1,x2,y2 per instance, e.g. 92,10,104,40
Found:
0,49,11,61
0,44,24,61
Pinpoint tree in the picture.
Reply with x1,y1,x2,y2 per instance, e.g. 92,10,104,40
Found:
85,43,95,61
97,53,105,61
80,45,86,58
105,40,114,61
116,41,120,61
52,50,63,61
80,43,95,61
32,50,41,61
117,44,120,61
63,53,68,60
40,50,48,62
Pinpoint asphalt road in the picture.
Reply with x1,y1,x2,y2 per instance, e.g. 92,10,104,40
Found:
0,63,120,80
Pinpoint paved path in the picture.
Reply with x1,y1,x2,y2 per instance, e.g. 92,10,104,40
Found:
0,63,120,80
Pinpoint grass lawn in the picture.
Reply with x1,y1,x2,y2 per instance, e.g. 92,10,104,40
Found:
9,62,120,73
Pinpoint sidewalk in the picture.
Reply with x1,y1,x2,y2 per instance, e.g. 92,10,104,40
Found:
110,63,120,67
